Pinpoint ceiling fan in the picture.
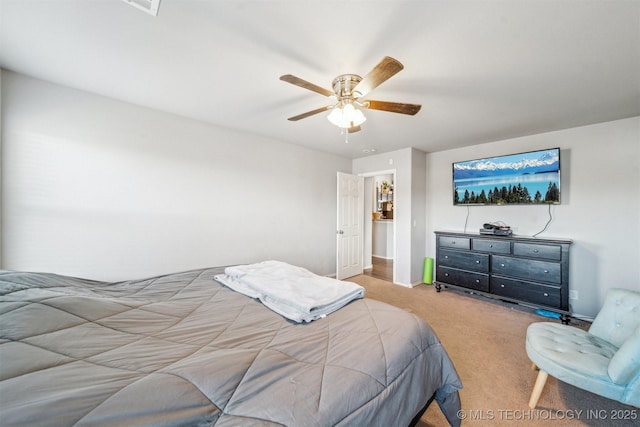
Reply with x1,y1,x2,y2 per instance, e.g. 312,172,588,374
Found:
280,56,421,133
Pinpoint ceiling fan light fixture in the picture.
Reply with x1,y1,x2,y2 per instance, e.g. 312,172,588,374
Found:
281,57,420,135
351,108,366,126
327,101,366,129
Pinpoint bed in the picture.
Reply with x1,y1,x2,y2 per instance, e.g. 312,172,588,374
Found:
0,265,462,426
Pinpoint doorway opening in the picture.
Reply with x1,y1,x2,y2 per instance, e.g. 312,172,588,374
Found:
361,170,396,283
363,257,393,281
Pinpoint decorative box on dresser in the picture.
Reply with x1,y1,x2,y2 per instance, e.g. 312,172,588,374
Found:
434,231,572,323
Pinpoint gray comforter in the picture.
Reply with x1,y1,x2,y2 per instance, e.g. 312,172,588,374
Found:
0,267,462,426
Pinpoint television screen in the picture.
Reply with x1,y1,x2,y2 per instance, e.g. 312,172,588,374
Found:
453,148,560,205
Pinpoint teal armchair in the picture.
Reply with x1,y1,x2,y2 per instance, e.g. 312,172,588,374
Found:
526,288,640,408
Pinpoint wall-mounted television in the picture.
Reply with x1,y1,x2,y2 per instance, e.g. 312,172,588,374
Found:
453,147,560,205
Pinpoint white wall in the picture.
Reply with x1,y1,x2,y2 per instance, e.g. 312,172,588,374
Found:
4,70,637,314
411,150,427,281
1,71,351,280
0,71,2,266
426,117,640,318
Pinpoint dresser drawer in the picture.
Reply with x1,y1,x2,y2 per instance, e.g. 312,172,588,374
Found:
438,249,489,273
472,238,511,254
491,255,561,284
491,276,562,309
437,266,489,292
439,236,470,250
513,242,561,261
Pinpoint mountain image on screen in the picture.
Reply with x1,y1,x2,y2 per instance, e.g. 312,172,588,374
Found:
453,148,560,205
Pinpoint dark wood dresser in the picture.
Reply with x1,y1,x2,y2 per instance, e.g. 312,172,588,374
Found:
434,231,572,322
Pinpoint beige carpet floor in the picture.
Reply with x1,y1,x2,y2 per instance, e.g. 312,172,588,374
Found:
347,274,638,427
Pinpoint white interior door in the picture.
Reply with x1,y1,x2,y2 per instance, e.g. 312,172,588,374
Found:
336,172,364,280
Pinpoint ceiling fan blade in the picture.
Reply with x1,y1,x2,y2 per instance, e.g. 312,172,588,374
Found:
353,56,404,97
348,125,361,133
280,74,334,97
365,100,421,115
287,106,331,121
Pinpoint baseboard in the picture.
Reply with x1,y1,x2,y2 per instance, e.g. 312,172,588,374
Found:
393,281,413,288
412,281,432,288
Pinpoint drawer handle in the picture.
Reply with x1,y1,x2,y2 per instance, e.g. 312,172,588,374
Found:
445,256,449,259
500,263,505,267
500,284,505,288
475,279,480,283
475,260,480,264
533,249,539,253
451,241,456,245
543,270,549,274
543,293,549,297
489,244,493,248
444,273,449,277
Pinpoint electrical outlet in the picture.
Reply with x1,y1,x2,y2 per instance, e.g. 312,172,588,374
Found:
569,290,579,300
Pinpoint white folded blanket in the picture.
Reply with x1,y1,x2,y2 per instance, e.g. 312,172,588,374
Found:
214,260,365,323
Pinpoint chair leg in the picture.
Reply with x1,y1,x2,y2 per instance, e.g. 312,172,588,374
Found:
528,369,549,409
531,363,538,371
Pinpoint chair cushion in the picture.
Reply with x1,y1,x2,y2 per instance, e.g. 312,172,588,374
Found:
608,326,640,385
526,322,618,380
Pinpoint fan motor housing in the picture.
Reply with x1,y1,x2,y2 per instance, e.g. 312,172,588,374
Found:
332,74,362,99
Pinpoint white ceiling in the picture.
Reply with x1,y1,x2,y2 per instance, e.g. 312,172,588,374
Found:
1,0,639,159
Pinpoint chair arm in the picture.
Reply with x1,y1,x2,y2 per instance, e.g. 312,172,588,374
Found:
608,326,640,385
621,363,640,408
